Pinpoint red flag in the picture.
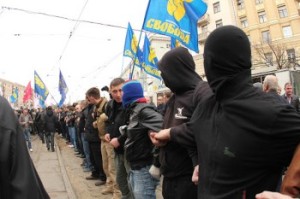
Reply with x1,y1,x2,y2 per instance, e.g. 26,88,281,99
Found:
23,81,33,103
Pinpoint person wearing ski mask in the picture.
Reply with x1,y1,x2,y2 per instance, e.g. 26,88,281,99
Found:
150,46,211,199
193,25,300,198
122,80,163,199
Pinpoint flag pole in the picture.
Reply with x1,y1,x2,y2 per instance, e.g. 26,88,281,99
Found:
130,0,151,79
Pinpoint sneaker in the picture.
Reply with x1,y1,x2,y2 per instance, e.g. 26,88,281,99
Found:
68,145,74,148
30,148,33,152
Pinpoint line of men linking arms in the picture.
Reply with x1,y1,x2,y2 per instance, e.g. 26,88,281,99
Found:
2,25,300,199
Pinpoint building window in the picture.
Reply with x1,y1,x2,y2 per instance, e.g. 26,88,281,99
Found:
256,0,263,4
283,26,293,38
258,11,267,23
240,17,248,28
215,19,223,28
237,0,245,10
287,49,296,63
213,2,221,13
278,6,288,18
264,52,273,66
262,30,271,43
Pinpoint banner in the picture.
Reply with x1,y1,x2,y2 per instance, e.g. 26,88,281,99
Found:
171,37,181,49
34,70,49,101
23,81,33,103
142,35,161,80
142,0,207,52
123,22,143,67
58,70,68,107
10,86,18,104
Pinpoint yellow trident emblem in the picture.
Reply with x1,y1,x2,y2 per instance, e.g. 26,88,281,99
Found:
167,0,193,21
148,48,156,65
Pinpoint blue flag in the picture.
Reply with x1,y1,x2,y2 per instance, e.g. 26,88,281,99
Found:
58,70,68,107
34,70,49,101
142,36,161,80
123,22,143,67
10,87,18,103
142,0,207,53
171,37,181,49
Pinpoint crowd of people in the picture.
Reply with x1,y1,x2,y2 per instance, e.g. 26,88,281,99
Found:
3,25,300,199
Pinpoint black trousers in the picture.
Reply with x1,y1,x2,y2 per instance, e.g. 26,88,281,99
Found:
88,141,106,181
163,175,197,199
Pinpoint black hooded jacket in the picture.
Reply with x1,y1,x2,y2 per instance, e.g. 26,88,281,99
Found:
158,47,204,178
0,96,49,199
192,26,300,199
43,109,58,133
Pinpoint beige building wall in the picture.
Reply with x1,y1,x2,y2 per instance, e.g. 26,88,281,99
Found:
234,0,300,76
0,78,26,108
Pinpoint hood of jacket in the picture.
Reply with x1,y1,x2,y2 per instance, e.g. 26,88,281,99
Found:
46,109,53,117
204,25,252,100
158,47,201,94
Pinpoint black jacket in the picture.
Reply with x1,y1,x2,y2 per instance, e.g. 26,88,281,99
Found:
43,109,58,132
0,96,50,199
194,26,300,199
105,100,127,154
282,94,300,112
158,46,201,178
84,104,99,143
125,103,163,170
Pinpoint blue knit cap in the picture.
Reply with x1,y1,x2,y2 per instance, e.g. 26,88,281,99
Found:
122,80,144,107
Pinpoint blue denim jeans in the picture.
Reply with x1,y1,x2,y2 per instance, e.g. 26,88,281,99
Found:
23,128,32,149
68,126,77,149
81,133,93,169
115,153,134,199
129,165,159,199
45,132,55,151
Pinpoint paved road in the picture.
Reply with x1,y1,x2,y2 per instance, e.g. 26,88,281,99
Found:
30,135,163,199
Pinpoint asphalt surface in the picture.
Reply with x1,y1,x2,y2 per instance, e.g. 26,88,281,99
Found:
30,134,163,199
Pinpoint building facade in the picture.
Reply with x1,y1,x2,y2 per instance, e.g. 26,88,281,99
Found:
0,78,26,108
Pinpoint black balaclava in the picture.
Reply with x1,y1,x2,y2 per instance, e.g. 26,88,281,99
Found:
204,25,252,96
158,47,201,94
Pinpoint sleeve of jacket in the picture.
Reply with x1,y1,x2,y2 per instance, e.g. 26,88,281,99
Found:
139,107,163,132
0,97,50,199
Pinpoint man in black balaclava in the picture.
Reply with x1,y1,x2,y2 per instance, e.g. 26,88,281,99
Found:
150,47,211,199
193,25,300,198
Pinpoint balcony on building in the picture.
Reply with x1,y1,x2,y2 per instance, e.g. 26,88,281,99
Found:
198,14,210,25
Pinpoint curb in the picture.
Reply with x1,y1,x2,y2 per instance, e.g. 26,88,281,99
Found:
55,136,77,199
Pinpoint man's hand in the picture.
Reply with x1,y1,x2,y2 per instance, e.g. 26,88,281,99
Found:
192,165,199,185
104,134,111,142
255,191,292,199
110,137,120,148
149,129,171,147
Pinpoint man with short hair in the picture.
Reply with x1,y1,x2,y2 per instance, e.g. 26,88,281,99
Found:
105,78,134,199
19,108,33,152
85,87,106,186
282,82,300,112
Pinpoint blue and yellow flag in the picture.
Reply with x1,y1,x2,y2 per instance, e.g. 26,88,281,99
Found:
58,70,68,107
123,22,143,67
171,37,181,49
10,87,19,103
142,0,207,53
34,70,49,101
142,36,161,80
